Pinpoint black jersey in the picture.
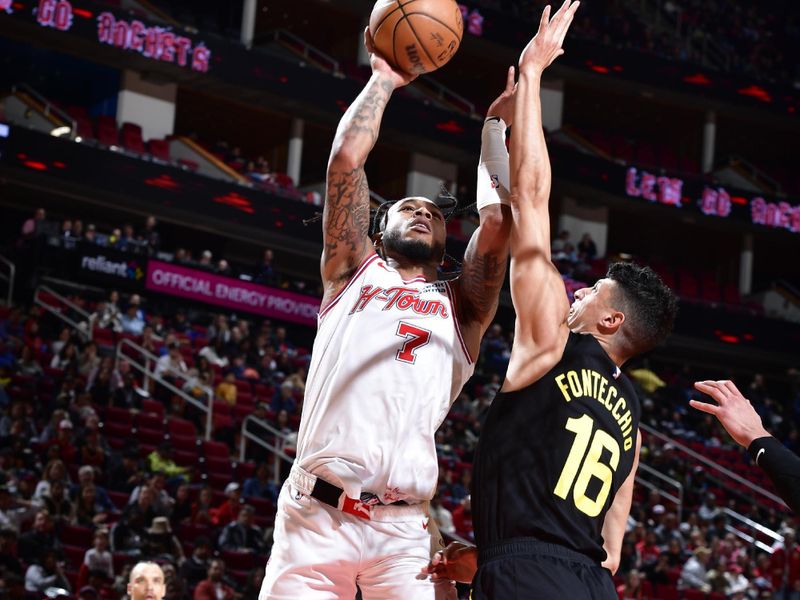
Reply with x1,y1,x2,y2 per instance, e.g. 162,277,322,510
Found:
471,332,641,564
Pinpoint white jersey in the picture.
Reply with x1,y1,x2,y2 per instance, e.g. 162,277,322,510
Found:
296,253,475,504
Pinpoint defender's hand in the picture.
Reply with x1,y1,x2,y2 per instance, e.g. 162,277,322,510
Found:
487,66,517,126
690,380,771,448
519,0,580,75
364,27,418,89
423,542,478,584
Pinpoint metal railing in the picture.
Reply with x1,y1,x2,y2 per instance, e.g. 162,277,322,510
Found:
411,77,479,119
115,338,214,440
729,154,782,194
240,415,297,485
34,284,94,342
640,423,787,510
635,462,684,518
722,507,783,554
267,29,342,77
11,83,76,138
0,255,15,307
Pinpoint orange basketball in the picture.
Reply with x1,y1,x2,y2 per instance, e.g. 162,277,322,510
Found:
369,0,464,76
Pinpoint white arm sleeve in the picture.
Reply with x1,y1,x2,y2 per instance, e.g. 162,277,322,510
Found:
476,118,510,210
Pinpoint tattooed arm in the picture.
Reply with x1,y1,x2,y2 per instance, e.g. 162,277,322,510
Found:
321,29,416,305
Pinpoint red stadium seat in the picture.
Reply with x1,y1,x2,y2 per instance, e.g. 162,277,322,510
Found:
171,434,199,452
105,406,133,426
168,418,197,438
203,440,230,459
683,590,706,600
96,115,119,146
141,398,165,417
121,122,146,154
60,524,93,547
137,412,164,431
221,550,256,571
654,584,679,600
148,138,171,161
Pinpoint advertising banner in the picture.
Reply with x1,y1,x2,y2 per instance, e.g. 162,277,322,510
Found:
145,260,320,326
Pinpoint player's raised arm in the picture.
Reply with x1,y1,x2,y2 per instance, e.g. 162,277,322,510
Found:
506,0,580,387
321,29,417,299
453,67,515,356
601,429,641,574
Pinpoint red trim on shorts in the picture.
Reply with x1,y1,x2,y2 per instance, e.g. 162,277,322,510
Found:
445,281,474,364
319,253,379,319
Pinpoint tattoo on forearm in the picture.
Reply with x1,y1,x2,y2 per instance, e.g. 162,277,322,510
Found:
461,252,506,321
323,77,394,272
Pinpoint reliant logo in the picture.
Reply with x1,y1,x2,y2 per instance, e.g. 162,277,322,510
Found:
81,255,143,280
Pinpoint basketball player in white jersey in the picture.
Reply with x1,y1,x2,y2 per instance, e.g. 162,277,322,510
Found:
259,28,516,600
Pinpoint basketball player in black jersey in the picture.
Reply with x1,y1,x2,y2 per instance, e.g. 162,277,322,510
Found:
425,1,678,598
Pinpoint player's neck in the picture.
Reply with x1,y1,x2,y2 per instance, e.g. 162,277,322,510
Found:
590,333,628,368
384,256,439,282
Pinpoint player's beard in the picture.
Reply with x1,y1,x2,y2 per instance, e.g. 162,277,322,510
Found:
382,227,445,263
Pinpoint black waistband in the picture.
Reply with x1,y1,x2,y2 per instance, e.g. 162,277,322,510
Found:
309,476,407,507
479,538,599,567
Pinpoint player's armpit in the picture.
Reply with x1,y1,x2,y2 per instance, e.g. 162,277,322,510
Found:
601,429,641,574
453,203,512,356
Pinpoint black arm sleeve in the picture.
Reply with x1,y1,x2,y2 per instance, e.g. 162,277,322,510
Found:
748,436,800,514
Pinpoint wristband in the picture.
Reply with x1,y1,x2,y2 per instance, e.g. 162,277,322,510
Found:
477,118,510,210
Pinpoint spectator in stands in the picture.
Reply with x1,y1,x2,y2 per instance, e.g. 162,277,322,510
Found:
47,419,77,464
71,484,108,528
18,509,59,564
16,345,43,377
723,562,749,597
452,495,473,541
147,443,189,483
121,296,146,336
97,290,123,332
84,223,97,245
113,508,148,557
108,448,146,494
83,529,114,580
78,342,100,377
218,505,264,554
50,341,79,372
680,546,712,593
113,372,146,410
430,494,455,536
270,381,296,415
551,229,570,252
217,259,233,276
199,251,213,268
193,559,237,600
0,528,23,577
577,232,597,261
211,483,241,527
72,220,84,241
698,492,721,522
179,536,213,589
616,569,644,600
255,249,275,285
118,224,138,253
155,341,188,381
242,462,278,504
169,484,193,528
41,480,72,529
142,216,160,255
215,372,238,406
129,474,172,517
191,486,214,526
24,549,70,595
0,485,39,534
144,517,184,564
33,459,69,501
20,208,46,238
771,527,800,598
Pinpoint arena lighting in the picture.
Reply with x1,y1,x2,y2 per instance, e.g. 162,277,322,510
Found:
50,126,72,137
0,123,9,138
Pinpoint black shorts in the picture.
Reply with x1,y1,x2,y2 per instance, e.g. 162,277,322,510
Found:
471,538,617,600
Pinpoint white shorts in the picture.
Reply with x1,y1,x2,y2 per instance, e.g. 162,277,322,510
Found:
259,480,457,600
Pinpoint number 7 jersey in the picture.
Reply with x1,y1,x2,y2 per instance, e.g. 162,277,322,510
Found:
295,253,475,505
471,332,641,563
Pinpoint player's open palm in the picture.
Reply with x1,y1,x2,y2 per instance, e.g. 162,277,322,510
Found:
364,27,418,89
690,380,770,447
519,0,580,74
424,542,478,584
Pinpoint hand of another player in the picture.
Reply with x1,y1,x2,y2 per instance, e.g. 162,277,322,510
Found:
364,27,418,89
690,380,771,448
487,66,517,125
422,542,478,584
519,0,580,75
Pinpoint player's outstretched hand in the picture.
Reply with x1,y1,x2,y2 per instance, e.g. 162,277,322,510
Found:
422,541,478,584
519,0,580,75
364,27,418,89
487,66,517,125
690,380,771,448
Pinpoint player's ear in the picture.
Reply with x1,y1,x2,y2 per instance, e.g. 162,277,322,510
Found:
598,310,624,335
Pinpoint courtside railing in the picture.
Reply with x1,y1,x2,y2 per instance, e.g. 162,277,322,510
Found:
722,507,784,554
635,462,684,518
34,284,94,342
240,415,297,485
115,338,214,440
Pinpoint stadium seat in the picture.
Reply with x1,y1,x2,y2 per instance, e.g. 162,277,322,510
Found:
168,417,197,438
142,398,165,416
221,550,256,571
170,434,199,453
67,105,95,140
203,440,230,459
148,138,171,161
121,122,146,154
60,524,93,546
683,590,706,600
654,584,679,600
137,427,166,447
96,115,119,146
137,412,164,431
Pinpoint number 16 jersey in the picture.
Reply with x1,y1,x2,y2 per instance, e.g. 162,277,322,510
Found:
296,253,475,505
471,333,640,563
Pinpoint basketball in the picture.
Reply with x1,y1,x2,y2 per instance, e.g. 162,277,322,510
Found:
369,0,464,76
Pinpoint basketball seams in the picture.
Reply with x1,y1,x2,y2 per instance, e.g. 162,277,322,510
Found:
373,0,422,38
397,1,438,70
404,11,463,43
